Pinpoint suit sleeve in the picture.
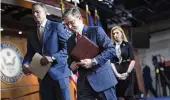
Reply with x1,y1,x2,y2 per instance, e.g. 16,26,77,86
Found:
94,27,116,66
66,38,78,73
52,23,69,62
23,39,35,65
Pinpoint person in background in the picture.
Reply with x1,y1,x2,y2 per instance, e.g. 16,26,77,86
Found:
22,3,71,100
110,26,139,100
142,64,157,97
159,55,170,96
63,7,117,100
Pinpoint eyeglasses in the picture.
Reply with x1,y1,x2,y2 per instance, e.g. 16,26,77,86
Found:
65,19,76,27
64,16,81,27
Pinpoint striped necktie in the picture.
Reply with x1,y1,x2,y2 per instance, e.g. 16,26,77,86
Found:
38,25,44,42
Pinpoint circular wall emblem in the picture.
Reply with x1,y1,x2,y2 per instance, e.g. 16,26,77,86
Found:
0,42,23,84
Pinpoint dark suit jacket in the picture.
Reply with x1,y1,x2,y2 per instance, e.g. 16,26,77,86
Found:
112,41,135,63
67,25,117,92
23,20,71,80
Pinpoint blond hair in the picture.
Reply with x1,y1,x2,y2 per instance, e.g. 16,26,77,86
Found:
110,26,128,42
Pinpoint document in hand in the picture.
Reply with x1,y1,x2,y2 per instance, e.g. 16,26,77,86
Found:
29,53,51,79
71,35,101,60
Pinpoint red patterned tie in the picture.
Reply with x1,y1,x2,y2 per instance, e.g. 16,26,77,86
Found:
76,33,81,42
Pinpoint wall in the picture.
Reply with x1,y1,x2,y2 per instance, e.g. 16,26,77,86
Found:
1,37,40,100
1,1,89,99
1,36,77,100
138,28,170,97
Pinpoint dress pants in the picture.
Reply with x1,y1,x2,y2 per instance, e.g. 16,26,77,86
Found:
77,70,117,100
39,73,70,100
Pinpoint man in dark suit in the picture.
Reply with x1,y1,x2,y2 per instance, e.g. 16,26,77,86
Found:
63,8,117,100
143,65,157,97
22,3,71,100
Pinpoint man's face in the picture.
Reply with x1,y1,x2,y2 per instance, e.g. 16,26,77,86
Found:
32,5,47,24
64,14,82,33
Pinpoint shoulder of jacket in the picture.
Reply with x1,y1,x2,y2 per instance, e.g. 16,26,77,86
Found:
87,26,99,32
88,26,99,29
48,20,62,26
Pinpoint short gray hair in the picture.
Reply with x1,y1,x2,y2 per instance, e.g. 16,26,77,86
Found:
63,7,81,19
32,2,48,13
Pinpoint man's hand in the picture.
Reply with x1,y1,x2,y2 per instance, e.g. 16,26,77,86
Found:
80,59,92,69
22,64,32,75
70,61,79,71
40,56,53,66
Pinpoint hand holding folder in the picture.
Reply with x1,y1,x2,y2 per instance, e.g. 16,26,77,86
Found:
71,35,101,60
29,53,51,79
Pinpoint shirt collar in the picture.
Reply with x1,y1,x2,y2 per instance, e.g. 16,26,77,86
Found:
38,19,47,28
76,24,86,36
115,41,122,45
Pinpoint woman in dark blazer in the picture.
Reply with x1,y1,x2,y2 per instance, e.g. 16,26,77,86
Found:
110,26,139,100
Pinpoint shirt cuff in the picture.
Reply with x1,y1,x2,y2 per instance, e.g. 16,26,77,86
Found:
51,56,56,62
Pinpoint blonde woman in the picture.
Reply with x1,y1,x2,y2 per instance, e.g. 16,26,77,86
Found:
110,26,139,100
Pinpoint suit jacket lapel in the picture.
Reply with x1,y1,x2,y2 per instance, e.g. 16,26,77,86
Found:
28,30,42,54
42,20,51,49
43,20,51,44
30,29,41,47
82,25,88,36
36,26,42,46
72,34,76,46
34,30,41,47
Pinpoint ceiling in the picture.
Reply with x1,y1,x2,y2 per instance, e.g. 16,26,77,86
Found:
75,0,170,27
1,3,33,37
1,2,61,37
1,0,170,37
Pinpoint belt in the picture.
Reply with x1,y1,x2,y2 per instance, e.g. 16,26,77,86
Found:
115,59,130,64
